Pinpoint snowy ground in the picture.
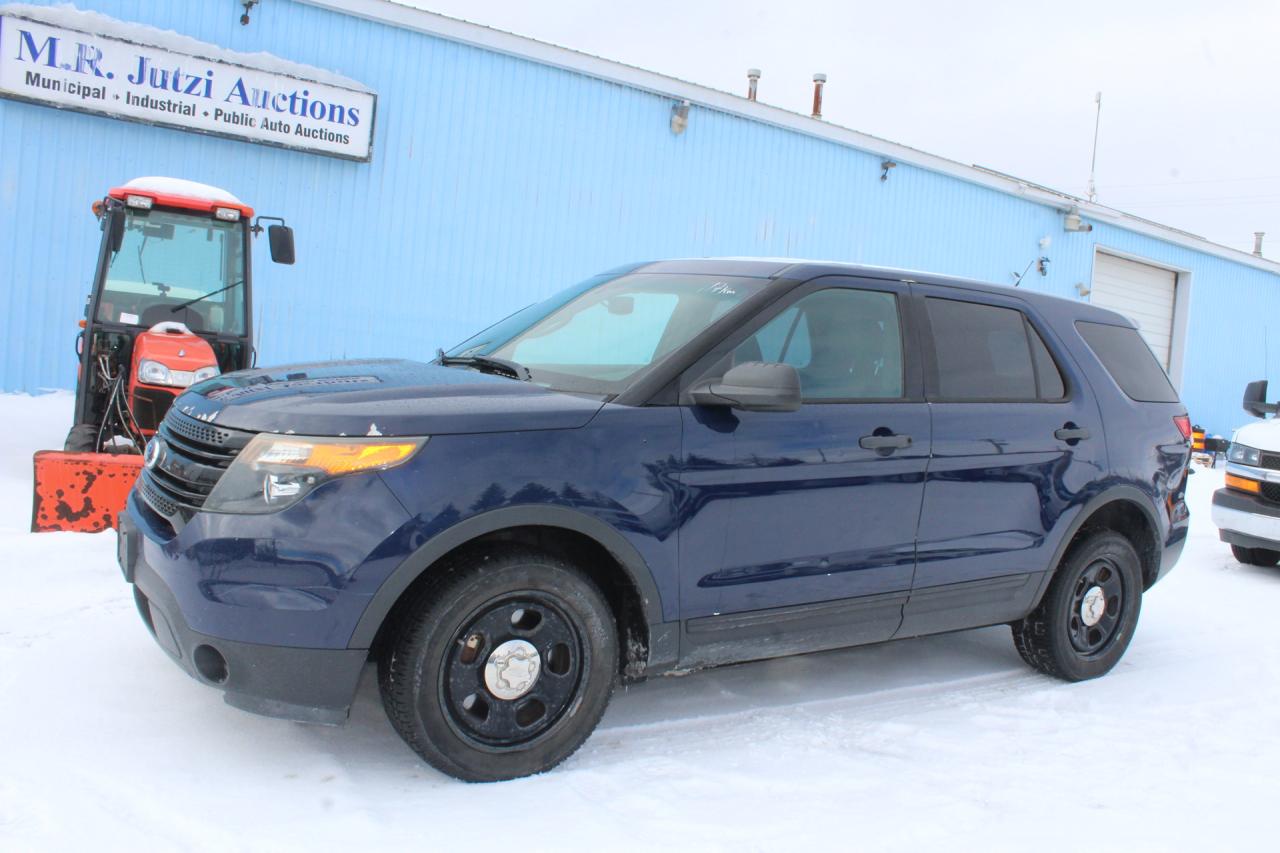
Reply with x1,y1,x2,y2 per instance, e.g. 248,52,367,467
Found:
1,392,1276,852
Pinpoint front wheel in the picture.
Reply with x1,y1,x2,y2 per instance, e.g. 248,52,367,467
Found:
1012,531,1143,682
1231,544,1280,567
378,549,617,782
64,423,98,452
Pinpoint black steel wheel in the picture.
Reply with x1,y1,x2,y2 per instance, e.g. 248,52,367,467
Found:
440,593,586,748
378,548,617,782
1012,530,1143,682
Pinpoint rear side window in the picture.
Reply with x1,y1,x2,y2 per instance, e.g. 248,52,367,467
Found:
1076,321,1179,403
927,298,1064,401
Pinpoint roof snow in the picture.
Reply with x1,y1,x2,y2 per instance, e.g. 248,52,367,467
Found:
0,2,372,92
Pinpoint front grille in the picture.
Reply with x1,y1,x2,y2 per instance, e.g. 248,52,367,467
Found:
138,411,254,520
1261,482,1280,504
1259,452,1280,471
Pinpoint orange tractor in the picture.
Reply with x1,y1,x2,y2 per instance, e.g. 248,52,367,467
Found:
32,177,295,532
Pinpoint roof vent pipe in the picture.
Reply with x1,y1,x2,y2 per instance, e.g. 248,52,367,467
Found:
1254,231,1265,257
811,73,826,119
747,68,761,101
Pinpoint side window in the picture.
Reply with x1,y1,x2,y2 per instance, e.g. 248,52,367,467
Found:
1076,320,1178,403
734,289,903,400
928,298,1063,401
1028,323,1066,399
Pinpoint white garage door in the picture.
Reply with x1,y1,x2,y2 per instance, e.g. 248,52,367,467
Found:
1090,253,1177,369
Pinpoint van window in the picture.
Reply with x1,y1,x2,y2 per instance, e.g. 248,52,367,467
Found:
1076,321,1179,403
928,298,1041,400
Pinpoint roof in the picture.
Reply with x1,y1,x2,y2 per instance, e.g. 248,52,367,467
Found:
109,177,255,218
300,0,1280,276
632,257,1133,326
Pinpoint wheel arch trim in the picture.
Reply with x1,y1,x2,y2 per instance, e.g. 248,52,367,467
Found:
1028,485,1163,611
348,504,666,650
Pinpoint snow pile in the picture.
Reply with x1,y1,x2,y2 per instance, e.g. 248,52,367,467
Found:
0,3,373,91
0,392,1274,850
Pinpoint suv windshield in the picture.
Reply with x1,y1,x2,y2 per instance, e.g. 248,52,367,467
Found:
97,208,247,336
449,273,769,395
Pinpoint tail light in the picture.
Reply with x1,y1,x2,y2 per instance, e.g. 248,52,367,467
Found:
1173,414,1192,441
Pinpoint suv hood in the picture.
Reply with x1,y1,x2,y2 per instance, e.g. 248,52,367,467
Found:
172,359,605,436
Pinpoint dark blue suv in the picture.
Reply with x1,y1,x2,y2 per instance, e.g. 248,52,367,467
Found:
118,259,1192,781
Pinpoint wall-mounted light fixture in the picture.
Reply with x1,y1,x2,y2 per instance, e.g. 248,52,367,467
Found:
240,1,259,26
1037,256,1050,277
670,100,690,135
880,160,897,182
1075,282,1092,298
1063,206,1093,232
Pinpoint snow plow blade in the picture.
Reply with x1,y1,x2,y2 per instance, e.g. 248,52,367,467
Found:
32,451,144,533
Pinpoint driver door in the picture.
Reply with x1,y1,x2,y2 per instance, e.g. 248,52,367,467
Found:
675,278,930,665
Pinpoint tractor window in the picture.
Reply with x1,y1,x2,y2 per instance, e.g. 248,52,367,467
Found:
97,208,246,336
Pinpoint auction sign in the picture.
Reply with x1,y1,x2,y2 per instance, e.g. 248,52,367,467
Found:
0,12,376,161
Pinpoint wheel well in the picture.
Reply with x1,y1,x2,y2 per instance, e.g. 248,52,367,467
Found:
1071,499,1160,588
371,525,651,683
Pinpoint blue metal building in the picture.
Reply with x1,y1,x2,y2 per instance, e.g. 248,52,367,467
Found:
1,0,1275,435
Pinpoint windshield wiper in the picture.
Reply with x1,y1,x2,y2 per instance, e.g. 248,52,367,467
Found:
436,348,531,381
171,280,244,313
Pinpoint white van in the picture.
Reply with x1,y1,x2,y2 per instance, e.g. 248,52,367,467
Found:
1211,380,1280,566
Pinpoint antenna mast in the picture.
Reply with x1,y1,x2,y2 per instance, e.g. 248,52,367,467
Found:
1087,91,1102,203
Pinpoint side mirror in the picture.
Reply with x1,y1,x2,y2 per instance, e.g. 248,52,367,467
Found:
1244,379,1277,418
690,361,801,412
268,224,295,265
109,212,125,253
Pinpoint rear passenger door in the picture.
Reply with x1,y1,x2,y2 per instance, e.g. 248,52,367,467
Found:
900,285,1105,637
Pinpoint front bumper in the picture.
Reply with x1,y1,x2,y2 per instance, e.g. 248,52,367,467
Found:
119,511,368,724
1211,487,1280,550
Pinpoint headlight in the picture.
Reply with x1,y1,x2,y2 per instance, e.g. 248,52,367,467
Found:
202,434,427,514
1228,443,1262,466
193,366,220,383
137,359,172,386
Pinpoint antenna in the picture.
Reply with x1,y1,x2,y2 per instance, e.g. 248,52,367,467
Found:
1087,91,1102,203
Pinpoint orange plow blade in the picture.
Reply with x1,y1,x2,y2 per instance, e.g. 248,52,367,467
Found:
32,451,144,533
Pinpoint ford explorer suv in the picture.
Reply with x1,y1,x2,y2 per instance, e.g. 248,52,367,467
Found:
1211,380,1280,566
118,259,1192,781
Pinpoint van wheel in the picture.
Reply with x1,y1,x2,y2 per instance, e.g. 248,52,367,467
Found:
1012,531,1142,682
1230,545,1280,567
377,549,617,782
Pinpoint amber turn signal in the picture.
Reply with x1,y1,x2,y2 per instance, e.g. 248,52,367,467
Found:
1226,473,1261,494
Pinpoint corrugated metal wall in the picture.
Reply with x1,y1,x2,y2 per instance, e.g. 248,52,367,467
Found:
1,0,1276,435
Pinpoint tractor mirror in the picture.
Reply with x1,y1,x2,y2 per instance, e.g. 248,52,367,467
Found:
109,212,125,253
268,224,295,265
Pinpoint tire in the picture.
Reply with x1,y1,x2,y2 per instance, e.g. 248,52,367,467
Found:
64,423,99,453
1231,544,1280,567
377,548,618,782
1012,531,1143,682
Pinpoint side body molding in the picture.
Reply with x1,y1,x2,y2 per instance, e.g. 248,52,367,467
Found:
347,504,668,653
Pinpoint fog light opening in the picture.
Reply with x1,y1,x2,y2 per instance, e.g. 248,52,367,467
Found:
193,644,229,684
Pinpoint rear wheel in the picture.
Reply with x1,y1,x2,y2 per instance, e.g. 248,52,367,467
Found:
378,549,617,782
1230,544,1280,567
64,424,98,452
1012,531,1143,682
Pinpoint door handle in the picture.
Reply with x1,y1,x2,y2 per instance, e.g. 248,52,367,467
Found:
860,433,912,451
1054,425,1091,443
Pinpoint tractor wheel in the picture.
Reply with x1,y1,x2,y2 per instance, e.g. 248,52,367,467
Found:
64,424,99,453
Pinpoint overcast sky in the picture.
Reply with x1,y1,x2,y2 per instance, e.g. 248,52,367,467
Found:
403,0,1280,257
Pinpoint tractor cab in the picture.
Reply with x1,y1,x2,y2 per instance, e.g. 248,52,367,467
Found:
32,177,295,533
68,177,294,451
